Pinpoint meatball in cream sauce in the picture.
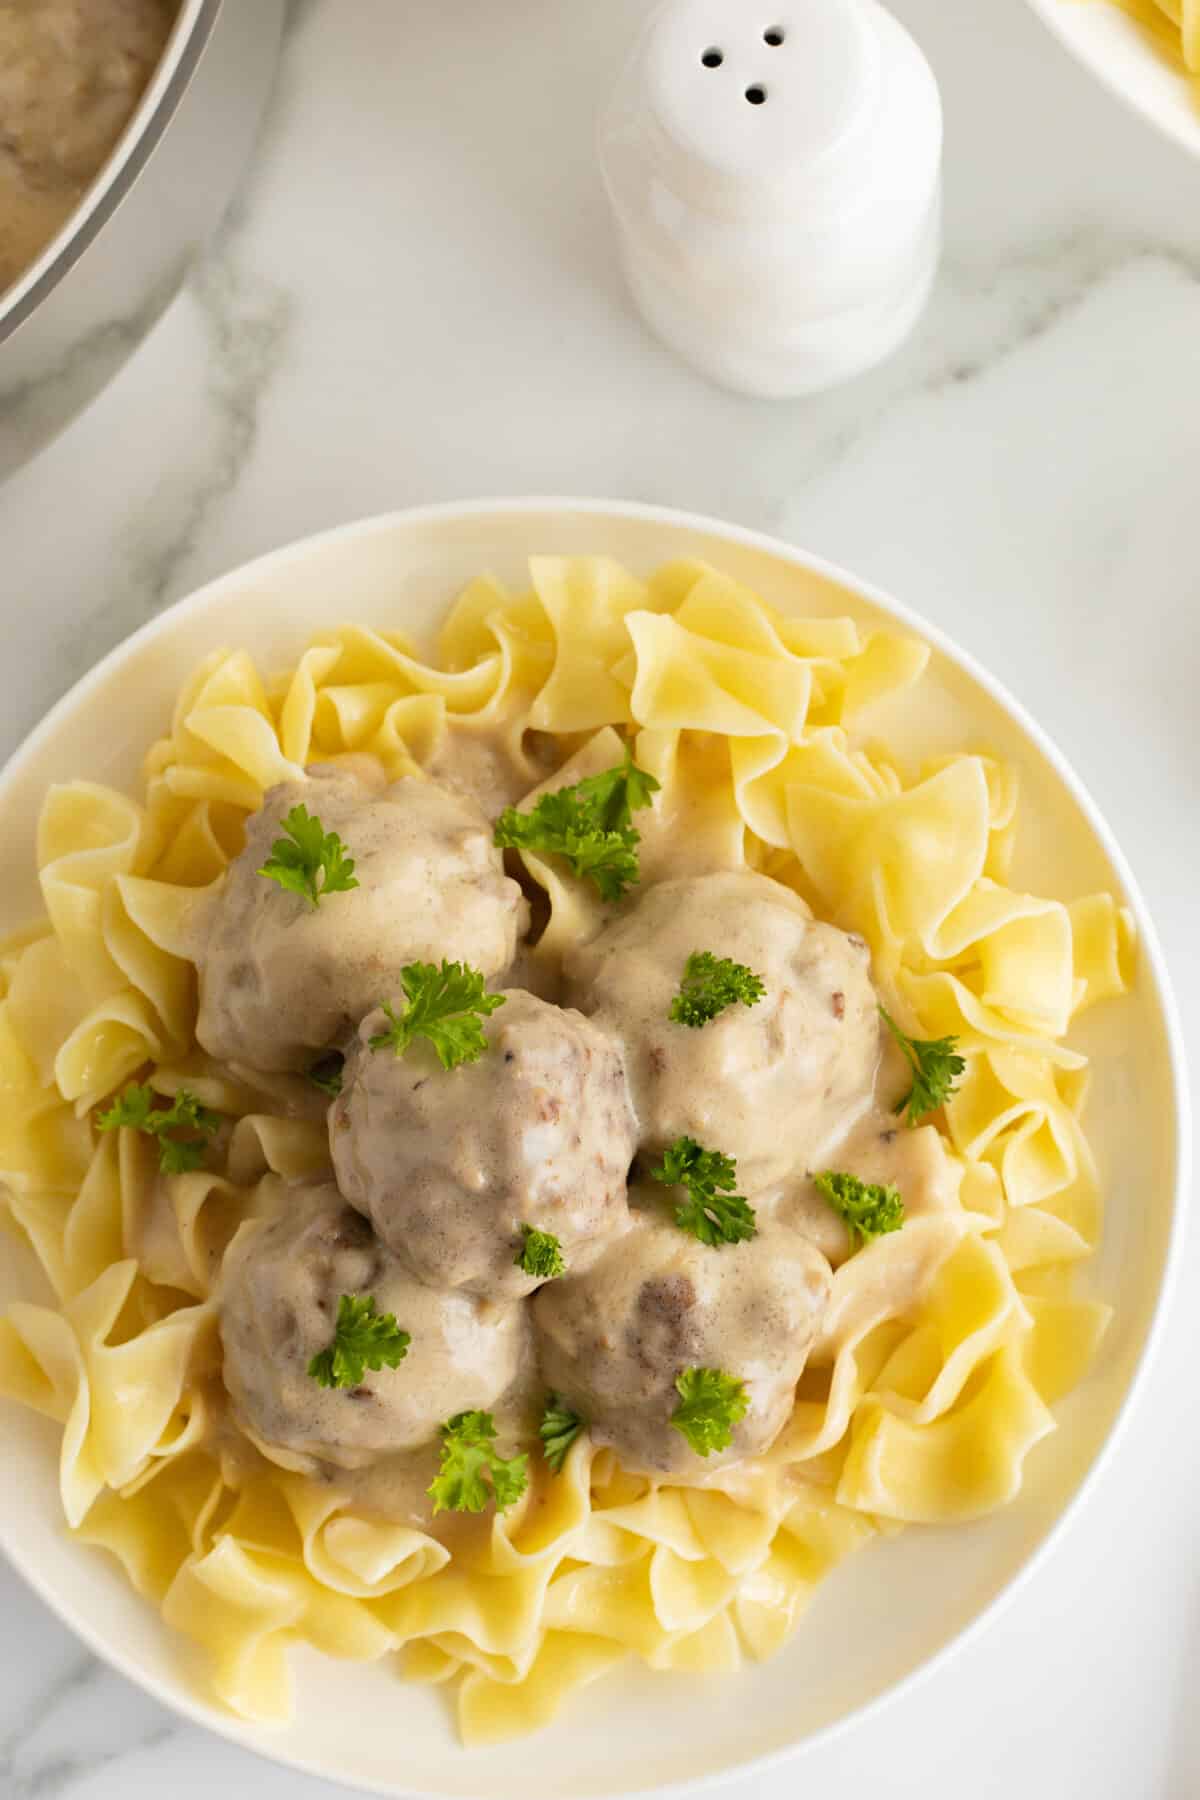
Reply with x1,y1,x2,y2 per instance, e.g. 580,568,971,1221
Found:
534,1208,833,1479
189,720,959,1512
218,1183,527,1476
564,870,879,1194
193,766,526,1073
331,989,637,1299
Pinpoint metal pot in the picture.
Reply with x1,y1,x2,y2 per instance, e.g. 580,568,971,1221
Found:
0,0,285,482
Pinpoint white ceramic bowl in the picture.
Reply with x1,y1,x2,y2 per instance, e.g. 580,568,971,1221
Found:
0,500,1188,1799
1026,0,1200,158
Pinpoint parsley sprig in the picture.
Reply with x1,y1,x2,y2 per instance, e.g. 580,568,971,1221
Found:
515,1225,565,1280
651,1136,757,1247
814,1170,905,1247
307,1051,345,1098
97,1082,220,1175
307,1293,411,1389
879,1006,965,1126
671,1367,749,1456
428,1410,529,1514
369,961,506,1071
669,951,765,1029
539,1394,585,1473
257,803,359,908
493,745,660,902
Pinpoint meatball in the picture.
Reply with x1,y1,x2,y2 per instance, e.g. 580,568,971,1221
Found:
218,1183,527,1475
194,766,526,1072
533,1210,832,1478
564,870,879,1194
331,989,637,1299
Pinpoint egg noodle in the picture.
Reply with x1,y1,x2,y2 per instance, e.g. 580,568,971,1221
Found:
0,556,1132,1743
1111,0,1200,73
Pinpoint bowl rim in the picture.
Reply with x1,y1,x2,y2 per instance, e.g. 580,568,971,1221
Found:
0,0,220,341
0,495,1190,1799
1023,0,1200,159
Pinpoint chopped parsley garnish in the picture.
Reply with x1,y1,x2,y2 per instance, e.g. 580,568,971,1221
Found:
307,1051,345,1098
539,1394,585,1473
428,1410,529,1515
651,1135,757,1247
96,1082,220,1175
492,744,660,902
671,1367,749,1457
669,950,766,1029
307,1293,411,1390
879,1005,965,1126
515,1225,566,1280
814,1170,904,1247
573,744,661,833
257,803,359,908
368,961,505,1071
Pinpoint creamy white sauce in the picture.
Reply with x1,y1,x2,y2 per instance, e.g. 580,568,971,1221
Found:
327,1368,542,1542
424,724,562,821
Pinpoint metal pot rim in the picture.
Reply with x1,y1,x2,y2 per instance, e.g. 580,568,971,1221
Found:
0,0,223,344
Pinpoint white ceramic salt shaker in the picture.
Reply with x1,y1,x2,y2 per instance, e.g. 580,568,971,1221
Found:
598,0,943,398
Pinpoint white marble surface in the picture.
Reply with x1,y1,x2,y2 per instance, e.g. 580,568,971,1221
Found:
1,0,1198,1795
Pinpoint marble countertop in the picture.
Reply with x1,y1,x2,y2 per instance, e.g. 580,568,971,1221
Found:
1,0,1198,1795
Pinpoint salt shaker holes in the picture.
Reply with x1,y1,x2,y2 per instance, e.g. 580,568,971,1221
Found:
598,0,944,396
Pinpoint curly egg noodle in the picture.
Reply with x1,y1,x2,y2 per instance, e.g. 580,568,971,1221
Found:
1112,0,1200,72
0,556,1132,1744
